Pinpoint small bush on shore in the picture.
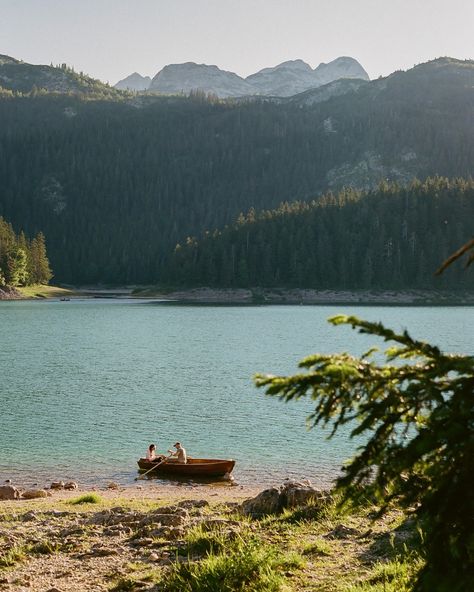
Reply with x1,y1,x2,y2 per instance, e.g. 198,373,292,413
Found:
69,493,102,505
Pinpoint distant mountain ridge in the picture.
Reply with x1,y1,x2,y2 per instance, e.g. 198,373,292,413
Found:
0,54,120,97
116,56,369,97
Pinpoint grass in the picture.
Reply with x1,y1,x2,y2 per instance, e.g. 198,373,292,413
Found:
0,545,30,569
160,538,293,592
17,284,76,299
345,556,424,591
69,493,103,505
302,539,332,556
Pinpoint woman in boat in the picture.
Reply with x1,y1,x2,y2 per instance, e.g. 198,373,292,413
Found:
146,444,163,462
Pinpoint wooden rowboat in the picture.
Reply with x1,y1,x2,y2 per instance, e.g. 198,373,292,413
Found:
137,457,235,478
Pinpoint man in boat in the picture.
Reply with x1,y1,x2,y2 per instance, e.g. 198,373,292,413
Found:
167,442,187,464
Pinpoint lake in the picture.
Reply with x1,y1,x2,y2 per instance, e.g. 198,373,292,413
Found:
1,300,472,489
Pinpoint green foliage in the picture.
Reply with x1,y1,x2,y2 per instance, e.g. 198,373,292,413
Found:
256,316,474,591
169,178,474,289
69,493,102,505
0,58,473,285
0,217,53,287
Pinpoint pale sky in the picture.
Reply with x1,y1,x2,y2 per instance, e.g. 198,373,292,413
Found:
1,0,473,84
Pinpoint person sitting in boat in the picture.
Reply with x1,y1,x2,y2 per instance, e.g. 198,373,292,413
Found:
146,443,163,462
167,442,187,464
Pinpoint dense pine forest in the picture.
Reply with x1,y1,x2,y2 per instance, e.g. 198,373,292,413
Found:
0,217,52,287
165,178,474,289
0,57,473,286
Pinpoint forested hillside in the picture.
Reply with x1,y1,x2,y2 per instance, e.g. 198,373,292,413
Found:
0,217,52,286
167,178,474,289
0,58,473,285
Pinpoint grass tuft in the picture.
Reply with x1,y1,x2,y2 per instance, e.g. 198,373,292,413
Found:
0,545,30,568
302,539,332,556
69,493,102,505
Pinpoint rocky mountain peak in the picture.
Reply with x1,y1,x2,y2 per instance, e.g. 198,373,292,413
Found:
115,72,151,92
149,62,254,98
116,56,370,98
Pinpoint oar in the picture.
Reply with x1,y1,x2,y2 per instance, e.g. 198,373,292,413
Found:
135,455,170,481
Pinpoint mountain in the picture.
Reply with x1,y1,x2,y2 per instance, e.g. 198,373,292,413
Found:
245,59,316,96
115,72,151,91
246,56,369,97
286,78,369,106
312,56,369,85
148,62,254,97
0,54,120,97
116,56,369,98
0,57,473,285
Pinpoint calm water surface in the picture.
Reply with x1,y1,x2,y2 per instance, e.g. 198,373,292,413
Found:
1,300,473,488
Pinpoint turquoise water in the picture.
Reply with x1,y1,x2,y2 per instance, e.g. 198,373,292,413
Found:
1,300,473,488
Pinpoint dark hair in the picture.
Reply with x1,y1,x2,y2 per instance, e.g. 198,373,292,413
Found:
174,442,181,447
148,444,156,451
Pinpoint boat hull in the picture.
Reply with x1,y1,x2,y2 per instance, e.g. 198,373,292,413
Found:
137,457,235,478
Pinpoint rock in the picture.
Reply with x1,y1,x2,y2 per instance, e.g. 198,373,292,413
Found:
241,481,327,517
142,512,187,527
50,481,65,490
89,545,119,557
0,485,21,500
177,499,209,510
107,482,119,490
21,511,38,522
151,505,187,516
241,487,281,517
64,481,78,490
148,551,160,561
280,479,324,508
131,537,154,548
21,488,48,499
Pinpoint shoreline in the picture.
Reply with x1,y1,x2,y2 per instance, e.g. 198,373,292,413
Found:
0,482,264,508
2,284,474,305
0,479,417,592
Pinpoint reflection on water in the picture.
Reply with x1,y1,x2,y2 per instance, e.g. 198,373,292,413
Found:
1,299,472,488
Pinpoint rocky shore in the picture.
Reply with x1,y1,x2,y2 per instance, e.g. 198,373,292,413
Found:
132,286,474,305
0,480,418,591
2,284,473,305
0,286,21,300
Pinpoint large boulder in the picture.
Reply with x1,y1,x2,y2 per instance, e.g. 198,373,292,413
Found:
0,485,21,500
241,487,281,517
241,480,325,517
280,479,325,508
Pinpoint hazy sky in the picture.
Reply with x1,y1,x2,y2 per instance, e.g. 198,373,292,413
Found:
1,0,473,83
